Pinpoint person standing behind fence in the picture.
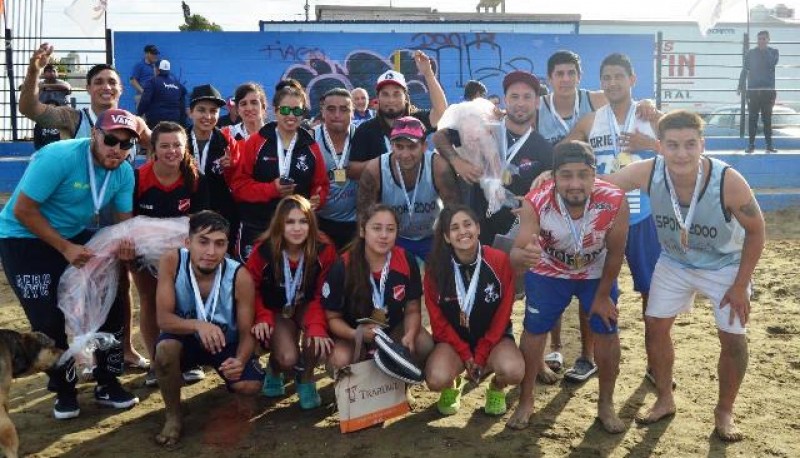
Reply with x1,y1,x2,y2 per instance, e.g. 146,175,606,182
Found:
130,44,159,109
738,30,779,154
137,60,187,130
38,63,72,106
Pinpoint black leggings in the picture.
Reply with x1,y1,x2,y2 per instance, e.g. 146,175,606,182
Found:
0,234,125,394
747,89,777,145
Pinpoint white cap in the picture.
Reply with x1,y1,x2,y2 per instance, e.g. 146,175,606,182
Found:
376,70,407,91
158,60,171,71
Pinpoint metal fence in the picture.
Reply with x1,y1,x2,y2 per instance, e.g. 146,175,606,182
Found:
656,32,800,137
0,29,111,141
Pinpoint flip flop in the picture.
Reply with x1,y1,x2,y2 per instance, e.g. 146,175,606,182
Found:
127,356,151,370
544,351,563,372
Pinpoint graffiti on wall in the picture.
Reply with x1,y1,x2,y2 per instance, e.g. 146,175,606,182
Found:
114,31,654,116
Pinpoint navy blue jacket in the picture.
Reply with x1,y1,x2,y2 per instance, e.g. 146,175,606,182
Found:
137,72,187,126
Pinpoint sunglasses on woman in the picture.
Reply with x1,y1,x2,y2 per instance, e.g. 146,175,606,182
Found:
99,129,136,150
278,106,305,117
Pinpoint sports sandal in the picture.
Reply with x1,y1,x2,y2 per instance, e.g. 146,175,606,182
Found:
437,376,465,416
564,357,597,382
296,381,321,410
544,351,564,372
484,382,507,416
262,370,285,397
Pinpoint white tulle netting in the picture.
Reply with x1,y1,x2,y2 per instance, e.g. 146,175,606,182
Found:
57,216,189,371
436,98,510,215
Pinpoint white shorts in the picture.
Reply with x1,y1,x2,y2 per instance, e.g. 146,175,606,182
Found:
646,257,750,334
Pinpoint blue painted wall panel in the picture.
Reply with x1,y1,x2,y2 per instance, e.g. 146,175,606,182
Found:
114,31,654,115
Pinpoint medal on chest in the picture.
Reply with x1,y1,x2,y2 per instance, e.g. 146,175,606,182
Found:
333,168,347,184
453,248,482,333
370,252,392,326
282,251,304,319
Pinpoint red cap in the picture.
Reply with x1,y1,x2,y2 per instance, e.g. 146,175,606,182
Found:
390,116,425,143
96,109,139,138
502,70,541,94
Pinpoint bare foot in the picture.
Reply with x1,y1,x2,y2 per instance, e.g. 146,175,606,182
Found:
155,416,182,446
635,398,676,425
714,407,744,442
506,398,534,430
537,365,559,385
597,402,626,434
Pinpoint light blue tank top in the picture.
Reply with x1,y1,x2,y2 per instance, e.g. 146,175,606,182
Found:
379,150,441,241
537,89,594,146
314,125,357,222
588,103,656,225
648,156,745,269
174,248,242,343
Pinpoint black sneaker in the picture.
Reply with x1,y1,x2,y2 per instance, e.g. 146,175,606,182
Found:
95,382,139,409
766,145,777,153
54,391,80,420
745,144,755,154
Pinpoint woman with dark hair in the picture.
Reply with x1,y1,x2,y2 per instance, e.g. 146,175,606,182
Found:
424,205,523,416
245,195,336,410
132,121,209,385
323,204,433,373
222,82,268,144
230,82,329,261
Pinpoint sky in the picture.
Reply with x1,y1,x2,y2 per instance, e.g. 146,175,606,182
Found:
36,0,800,35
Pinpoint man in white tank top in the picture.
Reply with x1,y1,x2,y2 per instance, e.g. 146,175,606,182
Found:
605,110,765,442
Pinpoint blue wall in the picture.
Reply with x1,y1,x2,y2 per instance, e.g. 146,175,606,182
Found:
114,32,654,115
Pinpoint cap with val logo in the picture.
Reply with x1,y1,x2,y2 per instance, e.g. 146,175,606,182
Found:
96,109,139,138
376,70,407,91
390,116,425,143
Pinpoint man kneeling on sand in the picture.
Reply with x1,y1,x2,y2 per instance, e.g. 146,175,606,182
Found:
153,211,263,445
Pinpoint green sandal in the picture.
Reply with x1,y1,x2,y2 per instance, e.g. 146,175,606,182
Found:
262,370,285,397
296,381,321,410
437,377,465,416
484,382,507,416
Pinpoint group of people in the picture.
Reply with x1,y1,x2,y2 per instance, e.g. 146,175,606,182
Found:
0,41,765,445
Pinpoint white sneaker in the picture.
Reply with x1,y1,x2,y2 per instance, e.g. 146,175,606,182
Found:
182,367,206,383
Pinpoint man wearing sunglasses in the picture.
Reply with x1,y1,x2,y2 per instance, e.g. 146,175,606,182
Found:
0,109,141,420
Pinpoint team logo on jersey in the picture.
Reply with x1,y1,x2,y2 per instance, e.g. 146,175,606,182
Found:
322,282,330,298
178,198,191,213
393,285,405,301
296,154,309,172
484,283,499,303
212,157,224,175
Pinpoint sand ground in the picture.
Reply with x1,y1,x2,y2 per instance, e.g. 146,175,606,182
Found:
1,210,798,457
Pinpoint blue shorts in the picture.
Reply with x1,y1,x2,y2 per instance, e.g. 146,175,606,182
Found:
157,333,264,388
625,216,660,293
523,272,619,335
397,236,432,262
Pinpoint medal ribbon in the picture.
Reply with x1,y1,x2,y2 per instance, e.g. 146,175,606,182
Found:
664,160,704,251
276,132,298,178
190,131,211,174
369,251,392,310
320,125,352,170
188,261,222,323
607,101,637,156
282,251,304,308
394,158,423,228
555,192,592,263
548,90,580,135
86,147,111,221
452,247,483,320
501,118,532,170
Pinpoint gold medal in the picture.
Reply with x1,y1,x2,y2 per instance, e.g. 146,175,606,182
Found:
459,310,470,330
282,303,295,319
680,229,689,251
617,152,633,168
333,168,346,183
371,308,387,325
574,253,585,269
502,169,513,186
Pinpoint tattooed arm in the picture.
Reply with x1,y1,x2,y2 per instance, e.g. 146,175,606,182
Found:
432,153,461,207
356,158,381,217
721,167,765,326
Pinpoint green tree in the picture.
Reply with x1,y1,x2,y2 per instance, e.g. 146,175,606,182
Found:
179,1,223,31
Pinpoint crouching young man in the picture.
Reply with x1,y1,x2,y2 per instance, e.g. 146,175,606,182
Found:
153,211,263,445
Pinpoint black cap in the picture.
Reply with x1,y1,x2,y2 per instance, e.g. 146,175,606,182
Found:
189,84,226,108
553,141,596,171
144,44,159,55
